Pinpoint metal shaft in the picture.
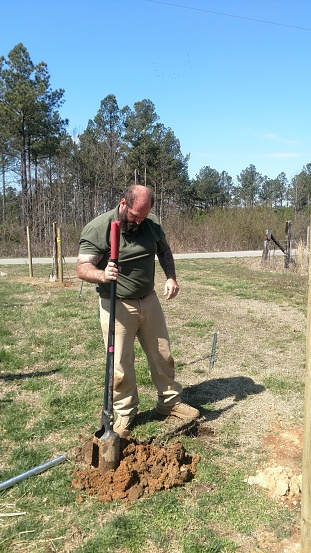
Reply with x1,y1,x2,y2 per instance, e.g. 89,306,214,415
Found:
209,332,217,369
0,455,66,492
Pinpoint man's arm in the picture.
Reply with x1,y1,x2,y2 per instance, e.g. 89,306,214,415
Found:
157,248,176,280
157,248,179,300
76,254,118,284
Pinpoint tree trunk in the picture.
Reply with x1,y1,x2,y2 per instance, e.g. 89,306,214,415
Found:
21,115,28,224
1,159,5,223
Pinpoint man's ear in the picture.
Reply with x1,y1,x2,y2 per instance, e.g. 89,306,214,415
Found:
119,198,126,210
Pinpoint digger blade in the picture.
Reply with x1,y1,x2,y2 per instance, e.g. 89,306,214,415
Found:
90,430,120,474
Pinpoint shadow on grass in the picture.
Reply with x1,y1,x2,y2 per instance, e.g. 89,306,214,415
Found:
0,368,61,381
183,376,265,420
134,376,265,427
184,376,265,403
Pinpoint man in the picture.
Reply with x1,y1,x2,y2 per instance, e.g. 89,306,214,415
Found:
76,184,199,437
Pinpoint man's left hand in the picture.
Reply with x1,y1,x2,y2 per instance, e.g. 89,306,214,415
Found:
164,279,179,300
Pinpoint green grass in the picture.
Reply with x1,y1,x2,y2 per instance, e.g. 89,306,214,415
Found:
0,259,305,552
263,374,304,395
180,258,308,310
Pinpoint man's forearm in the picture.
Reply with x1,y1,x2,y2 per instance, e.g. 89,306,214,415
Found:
157,248,177,281
76,254,106,284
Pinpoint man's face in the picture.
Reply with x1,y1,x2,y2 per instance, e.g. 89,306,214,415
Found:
119,207,140,233
119,199,150,233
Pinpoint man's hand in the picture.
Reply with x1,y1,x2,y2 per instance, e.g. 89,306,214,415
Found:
104,261,119,281
164,278,179,300
158,248,179,300
76,254,118,284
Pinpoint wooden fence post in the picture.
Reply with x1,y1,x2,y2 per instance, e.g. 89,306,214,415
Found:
52,222,58,279
262,229,271,262
26,226,33,278
301,236,311,551
285,221,292,269
57,226,63,283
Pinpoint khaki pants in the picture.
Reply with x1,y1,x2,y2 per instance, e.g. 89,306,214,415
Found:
99,291,182,417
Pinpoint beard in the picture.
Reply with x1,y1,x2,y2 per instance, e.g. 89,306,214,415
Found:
119,209,140,234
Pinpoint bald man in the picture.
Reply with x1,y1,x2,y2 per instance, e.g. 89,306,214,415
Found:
77,185,199,437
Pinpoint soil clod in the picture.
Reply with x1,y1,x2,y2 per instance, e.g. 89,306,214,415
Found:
72,437,200,502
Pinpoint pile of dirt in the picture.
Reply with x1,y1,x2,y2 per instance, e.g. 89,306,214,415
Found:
245,425,302,508
246,466,301,503
72,437,200,502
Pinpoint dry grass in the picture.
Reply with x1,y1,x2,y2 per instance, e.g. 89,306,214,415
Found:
162,258,306,451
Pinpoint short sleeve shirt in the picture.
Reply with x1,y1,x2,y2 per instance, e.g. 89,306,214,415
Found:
78,205,170,298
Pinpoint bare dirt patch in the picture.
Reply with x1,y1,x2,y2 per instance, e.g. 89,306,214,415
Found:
247,425,302,502
254,525,301,553
245,424,302,553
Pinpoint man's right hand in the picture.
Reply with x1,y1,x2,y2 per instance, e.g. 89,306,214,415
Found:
104,261,119,281
76,254,118,284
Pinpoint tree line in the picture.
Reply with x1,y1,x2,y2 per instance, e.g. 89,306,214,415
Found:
1,44,311,256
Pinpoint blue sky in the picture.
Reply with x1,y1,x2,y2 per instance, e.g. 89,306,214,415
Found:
1,0,311,183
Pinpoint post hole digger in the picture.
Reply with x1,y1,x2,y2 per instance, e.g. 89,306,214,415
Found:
88,220,121,474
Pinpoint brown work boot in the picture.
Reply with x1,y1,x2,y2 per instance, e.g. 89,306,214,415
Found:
113,414,135,438
156,402,200,421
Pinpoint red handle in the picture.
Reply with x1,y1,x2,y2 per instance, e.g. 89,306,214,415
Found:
110,220,121,260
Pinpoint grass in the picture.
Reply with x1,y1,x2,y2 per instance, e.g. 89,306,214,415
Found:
180,257,308,309
263,374,304,395
0,258,306,552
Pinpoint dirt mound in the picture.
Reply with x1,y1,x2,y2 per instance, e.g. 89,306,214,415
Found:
246,425,302,509
72,437,200,502
246,466,301,503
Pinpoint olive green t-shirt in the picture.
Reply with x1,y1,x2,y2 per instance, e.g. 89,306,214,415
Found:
78,206,170,298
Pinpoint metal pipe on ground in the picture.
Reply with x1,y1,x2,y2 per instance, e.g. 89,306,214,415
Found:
0,455,67,492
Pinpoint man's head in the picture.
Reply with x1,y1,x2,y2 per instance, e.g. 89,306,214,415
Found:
119,185,154,233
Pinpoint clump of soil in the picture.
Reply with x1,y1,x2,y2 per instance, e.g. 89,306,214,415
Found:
246,424,302,509
72,437,200,502
246,466,301,503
